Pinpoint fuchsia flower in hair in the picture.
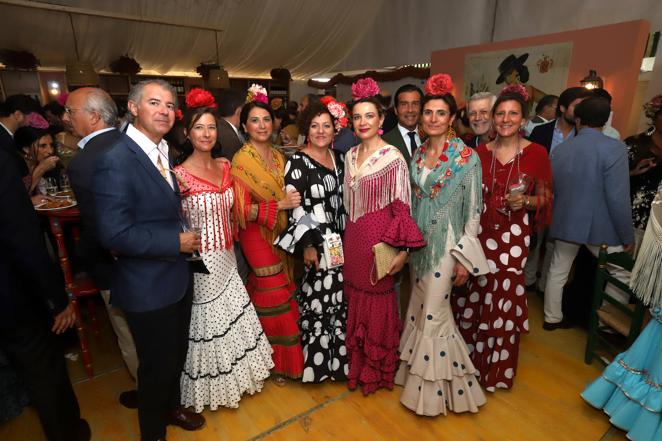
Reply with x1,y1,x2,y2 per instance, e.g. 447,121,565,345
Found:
26,112,49,129
185,88,217,109
424,74,454,96
500,83,529,102
351,77,380,100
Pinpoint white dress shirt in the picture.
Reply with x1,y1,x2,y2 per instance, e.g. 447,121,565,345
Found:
126,124,173,189
77,127,114,149
397,123,421,156
0,121,13,137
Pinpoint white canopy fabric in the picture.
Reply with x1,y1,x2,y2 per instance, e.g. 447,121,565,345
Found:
0,0,383,78
0,0,660,79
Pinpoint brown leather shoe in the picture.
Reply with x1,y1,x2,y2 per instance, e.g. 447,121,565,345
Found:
167,408,205,431
118,389,138,409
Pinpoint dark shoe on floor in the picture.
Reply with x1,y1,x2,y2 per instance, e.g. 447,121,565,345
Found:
167,408,205,431
76,418,91,441
543,320,573,331
119,389,139,409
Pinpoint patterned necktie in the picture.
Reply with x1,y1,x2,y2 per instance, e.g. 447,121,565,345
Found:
407,131,418,156
156,154,168,180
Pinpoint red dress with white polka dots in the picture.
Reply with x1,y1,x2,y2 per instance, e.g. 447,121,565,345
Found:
454,142,552,391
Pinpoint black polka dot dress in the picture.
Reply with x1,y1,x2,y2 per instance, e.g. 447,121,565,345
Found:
176,164,274,412
276,151,348,383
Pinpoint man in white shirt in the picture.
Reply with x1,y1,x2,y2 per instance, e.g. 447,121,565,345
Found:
382,84,423,163
91,80,204,441
65,87,139,409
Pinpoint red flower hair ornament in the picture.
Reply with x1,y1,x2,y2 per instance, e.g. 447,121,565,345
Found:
500,84,530,102
185,88,217,109
351,77,380,100
425,74,453,96
175,109,184,121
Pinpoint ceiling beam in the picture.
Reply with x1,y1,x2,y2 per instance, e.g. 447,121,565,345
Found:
0,0,224,32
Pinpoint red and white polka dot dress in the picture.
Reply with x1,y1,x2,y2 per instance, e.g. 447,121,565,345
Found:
454,142,552,391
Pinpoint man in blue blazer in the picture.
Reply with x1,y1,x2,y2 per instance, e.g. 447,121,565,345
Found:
92,80,203,440
543,97,634,330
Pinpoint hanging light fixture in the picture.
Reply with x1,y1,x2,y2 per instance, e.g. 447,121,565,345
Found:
207,31,230,89
580,69,603,90
65,13,99,87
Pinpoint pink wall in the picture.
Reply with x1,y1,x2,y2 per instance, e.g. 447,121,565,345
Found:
431,20,650,135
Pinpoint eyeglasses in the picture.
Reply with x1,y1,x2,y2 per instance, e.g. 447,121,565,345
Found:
64,107,82,115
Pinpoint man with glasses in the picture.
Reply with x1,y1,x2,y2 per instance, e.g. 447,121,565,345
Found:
65,87,139,409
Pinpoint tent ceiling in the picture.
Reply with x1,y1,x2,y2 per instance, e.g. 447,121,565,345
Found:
0,0,383,79
0,0,661,80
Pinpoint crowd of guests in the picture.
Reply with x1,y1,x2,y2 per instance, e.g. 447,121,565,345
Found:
1,72,661,441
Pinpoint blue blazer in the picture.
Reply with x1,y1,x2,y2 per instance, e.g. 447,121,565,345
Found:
92,133,189,312
549,128,633,246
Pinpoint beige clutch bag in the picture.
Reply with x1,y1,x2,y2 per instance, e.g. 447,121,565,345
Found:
370,242,399,285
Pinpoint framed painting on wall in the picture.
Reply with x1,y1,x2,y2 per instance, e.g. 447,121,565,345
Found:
464,42,573,110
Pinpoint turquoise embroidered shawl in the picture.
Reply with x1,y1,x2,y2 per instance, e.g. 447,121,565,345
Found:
410,138,482,275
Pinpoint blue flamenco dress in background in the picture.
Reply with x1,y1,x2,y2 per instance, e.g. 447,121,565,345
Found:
581,307,662,441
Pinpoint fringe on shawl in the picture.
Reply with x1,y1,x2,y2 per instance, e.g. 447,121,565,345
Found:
345,157,411,222
411,163,483,275
181,189,234,252
630,200,662,309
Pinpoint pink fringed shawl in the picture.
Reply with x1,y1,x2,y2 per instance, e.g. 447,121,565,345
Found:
344,145,411,222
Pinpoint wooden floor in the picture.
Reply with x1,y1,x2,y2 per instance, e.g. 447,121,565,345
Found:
1,293,630,441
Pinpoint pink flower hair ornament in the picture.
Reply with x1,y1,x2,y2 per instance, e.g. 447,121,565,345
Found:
326,99,348,132
26,112,49,129
246,84,268,104
424,73,454,96
500,83,530,102
351,77,380,100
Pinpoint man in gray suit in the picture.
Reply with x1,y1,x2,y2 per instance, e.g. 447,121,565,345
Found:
382,84,423,163
543,97,634,330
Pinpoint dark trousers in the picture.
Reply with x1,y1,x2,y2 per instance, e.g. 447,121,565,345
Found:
124,286,193,441
0,313,83,441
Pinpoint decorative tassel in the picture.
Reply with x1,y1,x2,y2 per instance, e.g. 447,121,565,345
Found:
630,201,662,309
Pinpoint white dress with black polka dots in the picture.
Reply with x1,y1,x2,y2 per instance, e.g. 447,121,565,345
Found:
177,165,274,412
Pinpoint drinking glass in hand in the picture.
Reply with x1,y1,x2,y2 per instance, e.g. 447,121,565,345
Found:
183,204,203,261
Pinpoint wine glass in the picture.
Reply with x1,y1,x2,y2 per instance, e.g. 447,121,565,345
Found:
60,173,71,192
182,203,203,261
45,177,58,196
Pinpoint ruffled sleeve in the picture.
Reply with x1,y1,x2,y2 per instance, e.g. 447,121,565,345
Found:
450,161,489,275
276,154,324,254
381,199,426,250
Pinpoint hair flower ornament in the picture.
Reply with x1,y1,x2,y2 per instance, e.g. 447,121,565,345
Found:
185,88,217,109
26,112,49,129
500,83,529,102
322,96,349,132
644,94,662,119
175,109,184,121
425,73,454,96
246,84,268,104
351,77,380,100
